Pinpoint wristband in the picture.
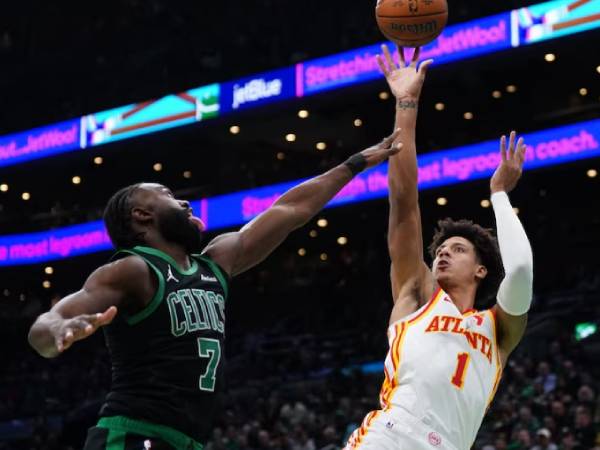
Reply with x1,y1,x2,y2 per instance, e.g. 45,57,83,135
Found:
343,153,367,176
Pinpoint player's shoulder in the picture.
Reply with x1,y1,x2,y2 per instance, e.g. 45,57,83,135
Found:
94,254,152,286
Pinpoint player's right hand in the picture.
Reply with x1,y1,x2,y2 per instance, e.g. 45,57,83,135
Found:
376,44,433,101
53,306,117,353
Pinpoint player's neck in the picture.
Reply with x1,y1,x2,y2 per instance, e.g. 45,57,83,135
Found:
143,237,192,271
444,283,477,313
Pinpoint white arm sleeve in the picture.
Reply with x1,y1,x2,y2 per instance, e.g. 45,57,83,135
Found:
491,191,534,316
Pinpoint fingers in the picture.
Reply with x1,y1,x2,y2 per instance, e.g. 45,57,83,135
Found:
516,137,526,165
508,131,517,159
98,306,118,326
389,142,403,155
382,128,402,147
409,47,421,68
500,135,507,161
382,44,397,71
419,59,434,76
376,55,389,77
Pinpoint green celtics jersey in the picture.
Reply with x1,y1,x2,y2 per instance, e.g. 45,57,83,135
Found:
99,246,229,444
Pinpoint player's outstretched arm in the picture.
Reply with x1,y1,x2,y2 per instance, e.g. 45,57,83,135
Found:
203,132,402,277
28,256,151,358
377,45,434,307
489,132,533,362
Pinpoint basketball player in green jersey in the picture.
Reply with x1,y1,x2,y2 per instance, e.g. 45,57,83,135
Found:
28,134,401,450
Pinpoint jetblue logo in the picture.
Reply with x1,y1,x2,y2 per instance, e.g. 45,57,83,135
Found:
232,78,283,109
201,274,218,283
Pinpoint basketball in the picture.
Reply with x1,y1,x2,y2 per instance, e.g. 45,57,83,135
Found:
376,0,448,47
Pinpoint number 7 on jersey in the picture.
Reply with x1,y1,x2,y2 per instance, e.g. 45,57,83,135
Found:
197,338,221,391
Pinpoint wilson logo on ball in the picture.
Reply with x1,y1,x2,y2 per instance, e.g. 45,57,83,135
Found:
375,0,448,46
391,21,438,34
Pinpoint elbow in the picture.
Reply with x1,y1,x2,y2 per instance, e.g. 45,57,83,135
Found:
505,263,533,290
28,324,58,359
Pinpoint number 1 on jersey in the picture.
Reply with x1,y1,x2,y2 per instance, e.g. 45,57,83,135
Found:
451,352,471,389
197,338,221,392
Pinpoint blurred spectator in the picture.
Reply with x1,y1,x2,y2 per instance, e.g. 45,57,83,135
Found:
531,428,558,450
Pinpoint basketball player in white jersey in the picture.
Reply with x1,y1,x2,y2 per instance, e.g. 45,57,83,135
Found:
344,46,534,450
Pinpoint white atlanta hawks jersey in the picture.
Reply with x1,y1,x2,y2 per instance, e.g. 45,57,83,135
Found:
346,288,502,450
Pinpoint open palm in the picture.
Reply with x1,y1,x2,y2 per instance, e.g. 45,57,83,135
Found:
376,45,433,100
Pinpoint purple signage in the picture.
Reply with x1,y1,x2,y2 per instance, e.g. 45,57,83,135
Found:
0,119,82,168
0,221,111,267
0,119,598,266
295,12,512,97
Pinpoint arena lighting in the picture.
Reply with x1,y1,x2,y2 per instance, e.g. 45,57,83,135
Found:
298,248,306,256
353,119,363,127
1,1,599,169
153,163,163,172
21,192,30,201
435,103,445,111
587,169,598,178
506,85,518,93
316,142,327,151
93,156,103,165
579,88,588,96
72,176,81,185
298,110,309,118
337,236,348,245
309,230,318,238
0,184,8,192
464,112,474,120
285,133,296,142
229,125,240,135
492,90,502,99
379,91,390,100
183,170,192,179
42,280,51,289
480,199,491,208
320,253,328,261
276,152,285,160
317,218,328,228
596,65,600,74
44,266,54,275
513,207,520,214
544,53,556,62
0,0,598,169
437,197,448,206
1,118,599,266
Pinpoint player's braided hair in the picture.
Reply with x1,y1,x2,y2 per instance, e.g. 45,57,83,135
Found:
103,183,144,249
428,218,504,309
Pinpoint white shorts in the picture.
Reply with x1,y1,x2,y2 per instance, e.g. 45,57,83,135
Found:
344,409,458,450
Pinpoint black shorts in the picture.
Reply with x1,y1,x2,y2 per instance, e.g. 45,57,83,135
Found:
82,416,203,450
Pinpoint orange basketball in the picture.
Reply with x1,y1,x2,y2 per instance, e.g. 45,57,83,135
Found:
376,0,448,47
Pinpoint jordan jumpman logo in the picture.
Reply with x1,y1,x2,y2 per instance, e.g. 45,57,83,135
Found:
166,265,179,283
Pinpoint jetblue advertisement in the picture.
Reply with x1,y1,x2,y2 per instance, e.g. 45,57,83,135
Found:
221,67,297,114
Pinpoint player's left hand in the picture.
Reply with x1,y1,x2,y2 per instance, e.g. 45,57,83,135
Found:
490,131,526,194
376,44,433,101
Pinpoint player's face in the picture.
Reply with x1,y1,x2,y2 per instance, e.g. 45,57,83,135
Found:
432,236,487,288
137,183,205,252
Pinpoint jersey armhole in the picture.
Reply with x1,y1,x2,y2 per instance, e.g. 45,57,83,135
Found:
112,249,166,325
194,254,230,299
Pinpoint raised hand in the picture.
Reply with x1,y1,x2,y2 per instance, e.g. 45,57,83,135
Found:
376,44,433,101
53,306,117,353
490,131,526,194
